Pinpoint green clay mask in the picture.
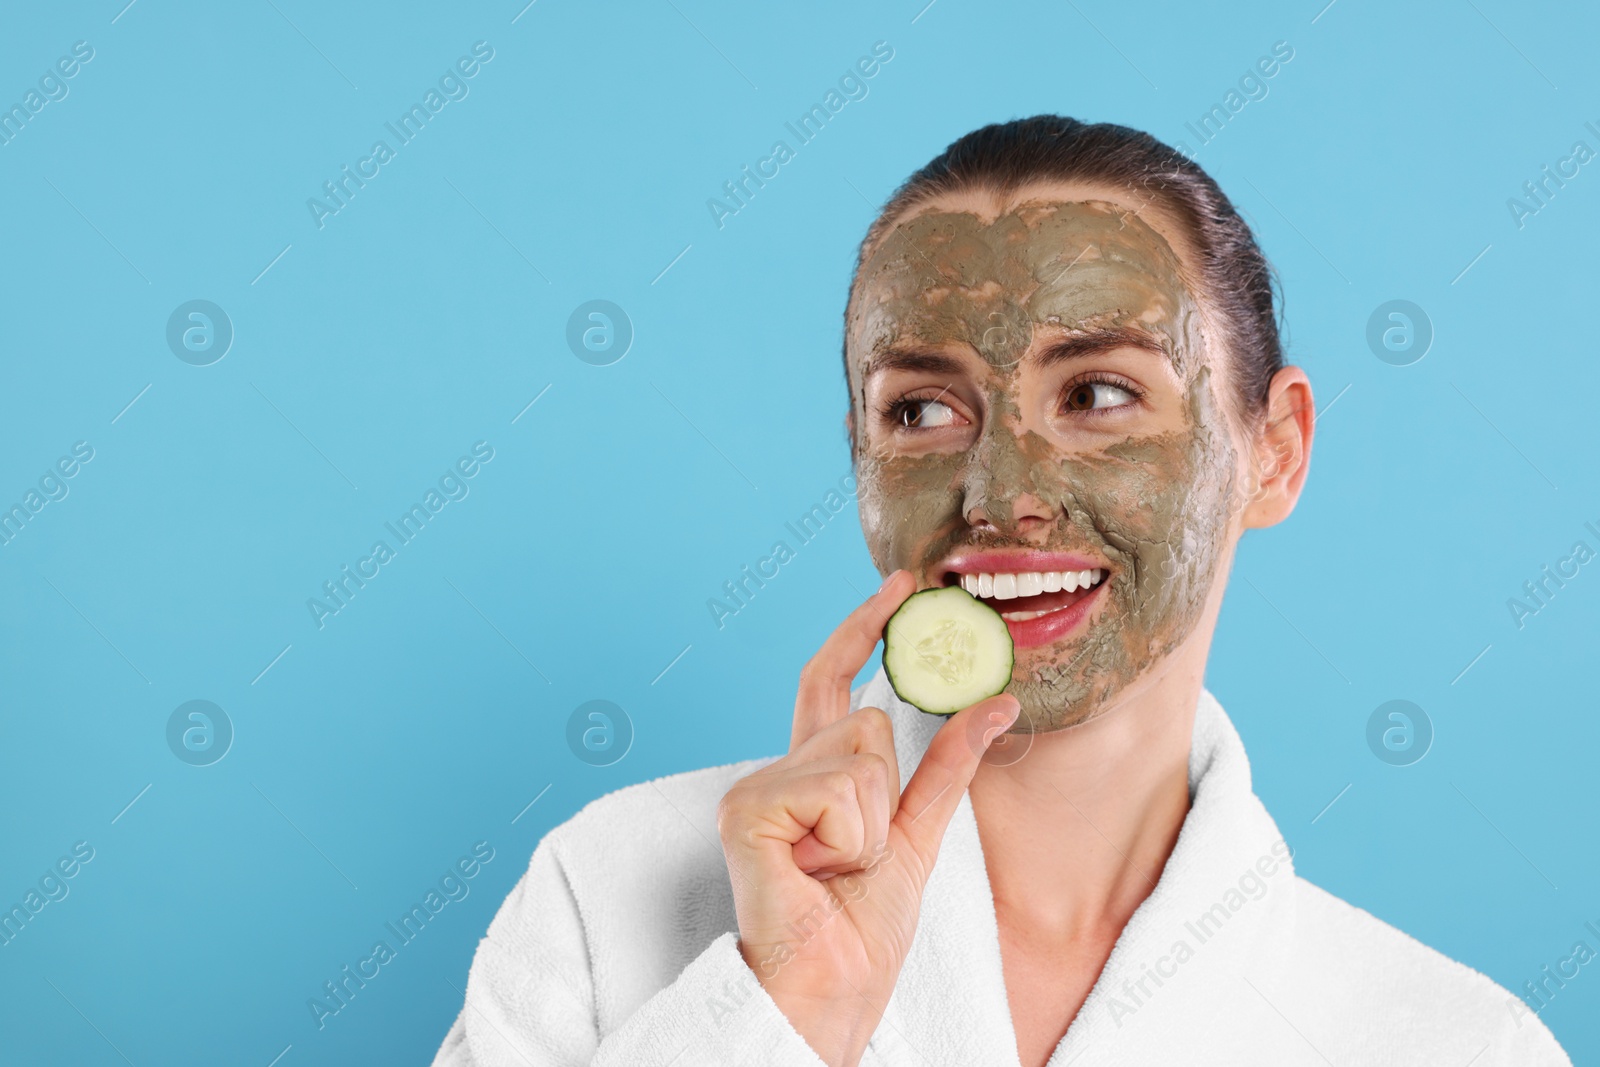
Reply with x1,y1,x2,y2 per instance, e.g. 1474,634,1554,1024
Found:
848,199,1244,732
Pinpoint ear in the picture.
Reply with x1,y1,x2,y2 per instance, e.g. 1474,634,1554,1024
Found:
844,409,857,456
1241,366,1314,530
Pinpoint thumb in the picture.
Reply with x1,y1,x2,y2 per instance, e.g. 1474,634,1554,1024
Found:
893,694,1021,867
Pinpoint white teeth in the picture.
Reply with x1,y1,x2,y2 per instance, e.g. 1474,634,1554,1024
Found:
955,568,1107,600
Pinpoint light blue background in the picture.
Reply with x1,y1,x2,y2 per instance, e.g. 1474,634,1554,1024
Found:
2,0,1596,1063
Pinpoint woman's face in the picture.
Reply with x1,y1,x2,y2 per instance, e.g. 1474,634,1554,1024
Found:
847,185,1256,733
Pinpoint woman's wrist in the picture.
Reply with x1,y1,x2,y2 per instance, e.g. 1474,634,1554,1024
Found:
738,939,878,1067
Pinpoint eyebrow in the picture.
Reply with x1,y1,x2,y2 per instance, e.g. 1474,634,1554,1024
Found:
859,349,968,380
1035,326,1169,367
861,326,1168,380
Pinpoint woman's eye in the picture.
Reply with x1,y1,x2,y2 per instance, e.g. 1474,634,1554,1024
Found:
1063,380,1135,413
894,399,959,428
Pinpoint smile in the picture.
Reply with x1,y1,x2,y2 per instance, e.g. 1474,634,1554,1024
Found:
954,568,1107,615
939,553,1112,650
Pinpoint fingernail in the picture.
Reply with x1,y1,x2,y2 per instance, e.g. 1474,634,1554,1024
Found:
877,570,900,594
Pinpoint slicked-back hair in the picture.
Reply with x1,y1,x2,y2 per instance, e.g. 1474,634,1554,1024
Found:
844,114,1284,425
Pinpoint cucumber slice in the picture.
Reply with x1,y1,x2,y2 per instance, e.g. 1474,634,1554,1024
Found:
882,586,1014,715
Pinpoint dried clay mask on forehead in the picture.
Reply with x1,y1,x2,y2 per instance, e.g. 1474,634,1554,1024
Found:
849,200,1243,732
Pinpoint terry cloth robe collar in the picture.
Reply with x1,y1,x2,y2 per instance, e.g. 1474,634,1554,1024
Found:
856,666,1299,1066
432,666,1570,1066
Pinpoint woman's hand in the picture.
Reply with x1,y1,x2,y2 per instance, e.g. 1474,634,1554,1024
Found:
716,570,1021,1067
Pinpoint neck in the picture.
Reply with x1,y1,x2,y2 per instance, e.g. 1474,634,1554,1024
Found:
968,646,1205,939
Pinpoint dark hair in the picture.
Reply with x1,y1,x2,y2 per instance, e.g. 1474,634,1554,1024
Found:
844,114,1284,423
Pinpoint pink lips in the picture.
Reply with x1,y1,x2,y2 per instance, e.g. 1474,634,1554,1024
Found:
998,581,1107,648
937,550,1113,650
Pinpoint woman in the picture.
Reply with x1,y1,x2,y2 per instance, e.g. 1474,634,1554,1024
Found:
433,116,1570,1066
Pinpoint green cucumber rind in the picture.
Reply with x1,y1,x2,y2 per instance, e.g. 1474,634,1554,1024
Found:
881,586,1015,716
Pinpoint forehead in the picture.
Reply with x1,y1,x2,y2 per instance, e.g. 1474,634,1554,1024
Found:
848,182,1205,372
863,180,1202,285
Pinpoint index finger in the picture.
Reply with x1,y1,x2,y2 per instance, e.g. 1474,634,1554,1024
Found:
895,694,1021,868
790,569,915,751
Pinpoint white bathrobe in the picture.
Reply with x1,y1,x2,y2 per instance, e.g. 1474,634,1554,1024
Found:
431,670,1571,1065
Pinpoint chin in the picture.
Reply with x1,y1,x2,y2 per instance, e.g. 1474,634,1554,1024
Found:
1004,675,1108,734
1005,631,1165,734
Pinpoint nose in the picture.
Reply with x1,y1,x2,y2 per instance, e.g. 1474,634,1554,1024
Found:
961,425,1056,535
965,491,1055,535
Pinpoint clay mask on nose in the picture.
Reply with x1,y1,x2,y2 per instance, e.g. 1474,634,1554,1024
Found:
850,199,1242,731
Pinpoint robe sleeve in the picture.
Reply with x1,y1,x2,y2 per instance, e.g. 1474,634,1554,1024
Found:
429,835,827,1066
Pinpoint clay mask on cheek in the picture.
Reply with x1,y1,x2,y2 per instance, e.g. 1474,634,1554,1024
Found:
850,200,1242,731
1008,364,1241,730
